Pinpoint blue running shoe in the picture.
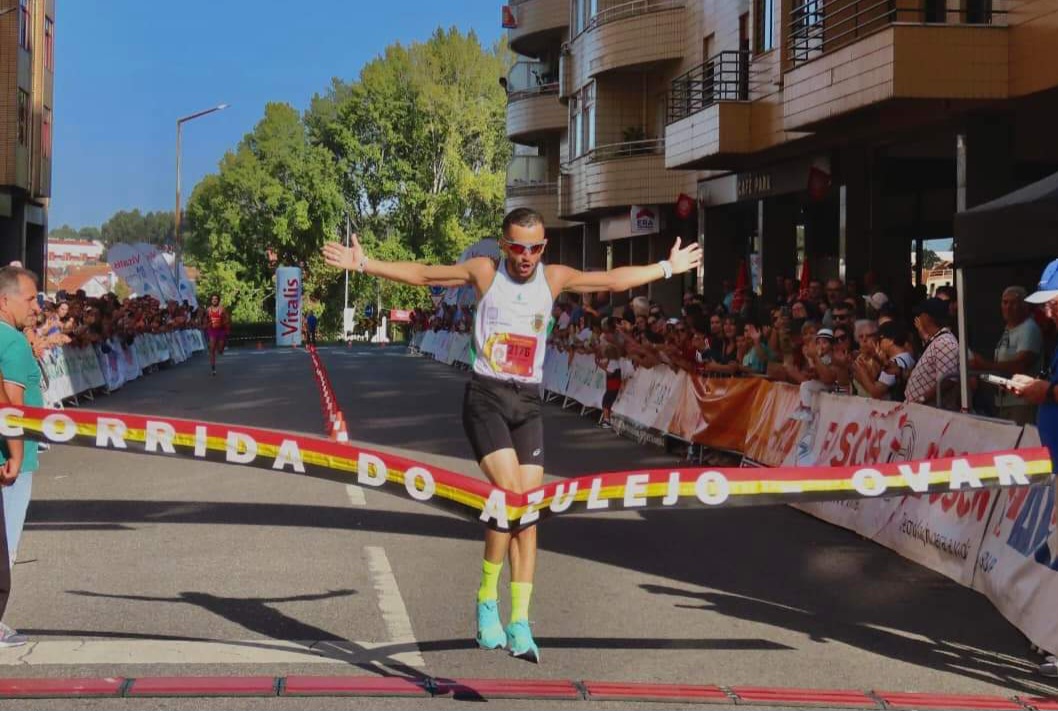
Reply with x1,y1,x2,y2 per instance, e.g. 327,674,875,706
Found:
476,600,506,650
505,620,540,663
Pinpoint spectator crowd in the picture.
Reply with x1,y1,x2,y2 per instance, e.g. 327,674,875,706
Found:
410,270,1051,429
26,289,206,362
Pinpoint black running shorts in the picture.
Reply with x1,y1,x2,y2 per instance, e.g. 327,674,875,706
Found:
462,373,544,466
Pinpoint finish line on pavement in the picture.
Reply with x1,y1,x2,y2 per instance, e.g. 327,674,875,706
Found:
0,674,1052,708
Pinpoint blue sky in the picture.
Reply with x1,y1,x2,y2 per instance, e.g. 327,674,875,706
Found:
51,0,502,229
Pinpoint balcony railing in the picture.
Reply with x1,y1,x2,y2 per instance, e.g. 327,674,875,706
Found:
667,50,751,124
507,155,554,196
581,0,684,35
507,61,560,101
587,138,665,162
788,0,1007,67
508,181,558,198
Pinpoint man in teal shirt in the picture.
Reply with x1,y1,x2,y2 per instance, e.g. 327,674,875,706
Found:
0,266,43,648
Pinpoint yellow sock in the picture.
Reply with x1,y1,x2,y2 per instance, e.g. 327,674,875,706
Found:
510,582,533,623
477,559,502,603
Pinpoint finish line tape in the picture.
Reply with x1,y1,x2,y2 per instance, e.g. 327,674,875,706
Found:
1,405,1051,532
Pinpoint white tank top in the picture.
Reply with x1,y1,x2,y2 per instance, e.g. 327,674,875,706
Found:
472,259,554,384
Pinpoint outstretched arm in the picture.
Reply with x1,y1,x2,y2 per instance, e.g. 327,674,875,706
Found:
547,237,702,295
323,236,489,289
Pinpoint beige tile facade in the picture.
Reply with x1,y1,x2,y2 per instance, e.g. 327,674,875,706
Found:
507,0,570,55
1,0,53,198
564,3,686,88
507,91,567,142
783,25,1009,131
505,0,1058,299
563,150,694,214
506,190,577,228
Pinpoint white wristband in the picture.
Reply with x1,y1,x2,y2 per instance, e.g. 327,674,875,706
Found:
658,260,673,280
358,256,369,274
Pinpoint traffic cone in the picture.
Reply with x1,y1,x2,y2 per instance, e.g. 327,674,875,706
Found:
256,341,263,350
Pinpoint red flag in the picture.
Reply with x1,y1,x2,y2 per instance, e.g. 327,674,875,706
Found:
732,259,748,313
675,193,695,220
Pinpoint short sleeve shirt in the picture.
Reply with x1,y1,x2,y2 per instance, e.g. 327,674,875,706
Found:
905,329,960,405
994,317,1043,407
0,321,43,473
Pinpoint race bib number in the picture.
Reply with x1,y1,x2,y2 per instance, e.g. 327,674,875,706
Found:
486,334,538,378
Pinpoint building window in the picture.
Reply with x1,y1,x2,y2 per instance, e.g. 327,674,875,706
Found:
17,90,29,146
18,0,31,51
568,83,596,159
44,16,54,70
42,106,52,158
571,95,583,158
755,0,775,53
583,82,596,152
571,0,597,36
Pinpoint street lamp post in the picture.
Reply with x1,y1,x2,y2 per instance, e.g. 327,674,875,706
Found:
173,103,228,289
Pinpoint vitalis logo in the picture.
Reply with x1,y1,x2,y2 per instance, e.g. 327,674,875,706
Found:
111,255,141,270
280,278,301,336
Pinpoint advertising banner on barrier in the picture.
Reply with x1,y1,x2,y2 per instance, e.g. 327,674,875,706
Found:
743,380,802,466
669,375,763,452
796,394,1024,585
612,366,683,438
565,353,605,409
542,349,572,396
971,426,1058,653
275,267,303,347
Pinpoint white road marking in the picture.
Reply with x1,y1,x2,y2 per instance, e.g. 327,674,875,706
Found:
346,484,366,506
0,546,423,668
0,638,423,666
364,546,423,667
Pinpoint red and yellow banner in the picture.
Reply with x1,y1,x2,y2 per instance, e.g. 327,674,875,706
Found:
1,405,1051,533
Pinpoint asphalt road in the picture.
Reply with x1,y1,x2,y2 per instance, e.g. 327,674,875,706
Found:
0,344,1054,710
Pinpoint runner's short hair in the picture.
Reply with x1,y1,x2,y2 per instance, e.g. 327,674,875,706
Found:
502,208,544,235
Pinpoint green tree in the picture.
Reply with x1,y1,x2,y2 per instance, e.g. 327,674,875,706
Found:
78,226,102,242
100,209,175,246
187,28,510,328
49,224,79,241
185,102,345,321
306,28,512,263
922,249,942,270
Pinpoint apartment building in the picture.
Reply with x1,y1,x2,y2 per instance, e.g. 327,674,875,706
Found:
0,0,54,278
502,0,1058,323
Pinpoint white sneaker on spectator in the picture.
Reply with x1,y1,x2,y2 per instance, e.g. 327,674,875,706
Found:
0,623,27,648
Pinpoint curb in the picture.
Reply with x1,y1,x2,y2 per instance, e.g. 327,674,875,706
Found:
0,676,1051,708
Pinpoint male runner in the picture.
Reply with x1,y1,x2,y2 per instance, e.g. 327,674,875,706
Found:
205,294,230,376
323,208,701,662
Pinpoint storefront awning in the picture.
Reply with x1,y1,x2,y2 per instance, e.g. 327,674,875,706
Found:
955,170,1058,268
